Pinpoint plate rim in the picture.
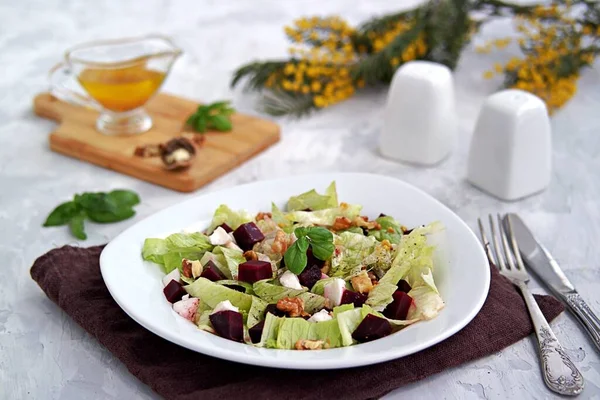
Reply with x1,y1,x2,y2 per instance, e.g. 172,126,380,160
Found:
100,172,490,369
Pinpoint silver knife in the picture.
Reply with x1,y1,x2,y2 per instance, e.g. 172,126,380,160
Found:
505,213,600,352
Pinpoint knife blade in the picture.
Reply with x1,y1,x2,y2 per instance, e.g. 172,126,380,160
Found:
505,213,600,352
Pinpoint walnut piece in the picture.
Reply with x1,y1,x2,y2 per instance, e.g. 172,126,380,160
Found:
271,230,291,254
295,339,329,350
243,250,258,261
351,270,374,294
352,216,381,230
160,137,196,170
321,260,331,275
276,297,307,317
181,258,193,278
367,271,379,285
331,216,352,231
134,144,161,157
256,212,272,221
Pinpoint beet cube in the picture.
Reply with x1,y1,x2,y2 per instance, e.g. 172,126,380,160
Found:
383,291,413,320
249,320,265,343
200,260,225,282
397,279,412,294
233,222,265,251
209,310,244,342
264,303,287,317
352,314,392,343
340,290,368,307
219,223,233,233
238,260,272,283
163,280,186,303
298,263,322,289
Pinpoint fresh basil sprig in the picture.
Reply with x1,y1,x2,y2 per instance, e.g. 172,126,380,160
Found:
186,100,235,133
43,190,141,240
284,226,334,274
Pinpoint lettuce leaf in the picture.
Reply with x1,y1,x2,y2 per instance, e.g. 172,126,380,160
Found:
368,216,403,244
196,301,214,332
283,203,362,227
206,204,253,234
298,292,328,314
336,307,363,346
259,313,283,348
142,238,168,265
287,181,338,211
216,280,254,294
213,246,245,279
248,296,269,328
164,251,202,274
407,285,445,320
367,222,445,311
332,304,354,316
330,232,377,277
274,316,343,349
184,277,253,311
253,280,307,303
165,232,213,252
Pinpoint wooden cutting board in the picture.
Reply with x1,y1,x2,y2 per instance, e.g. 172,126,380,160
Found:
34,92,280,192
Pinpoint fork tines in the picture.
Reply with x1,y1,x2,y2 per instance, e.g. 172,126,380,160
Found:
478,214,526,272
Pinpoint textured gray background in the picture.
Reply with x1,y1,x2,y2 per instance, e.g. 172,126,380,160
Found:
1,0,600,399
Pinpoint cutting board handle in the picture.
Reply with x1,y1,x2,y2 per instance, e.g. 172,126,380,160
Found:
34,92,97,123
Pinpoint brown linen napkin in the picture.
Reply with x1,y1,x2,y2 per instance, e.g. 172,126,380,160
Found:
31,245,564,400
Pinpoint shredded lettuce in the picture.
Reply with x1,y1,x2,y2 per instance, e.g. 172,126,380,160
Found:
330,232,377,277
407,286,445,320
141,238,168,265
275,317,342,349
287,181,338,211
206,204,253,234
284,203,362,227
195,301,214,332
216,280,254,294
298,292,328,314
259,313,283,348
142,232,212,273
185,277,253,311
165,232,213,252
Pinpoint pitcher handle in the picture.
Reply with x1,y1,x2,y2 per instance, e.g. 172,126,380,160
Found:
49,62,99,110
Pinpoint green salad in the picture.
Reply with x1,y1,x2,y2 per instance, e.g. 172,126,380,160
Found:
143,182,445,350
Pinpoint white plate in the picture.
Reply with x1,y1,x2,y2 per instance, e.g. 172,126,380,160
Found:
100,173,490,369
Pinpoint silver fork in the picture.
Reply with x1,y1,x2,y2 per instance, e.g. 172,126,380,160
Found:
478,214,584,396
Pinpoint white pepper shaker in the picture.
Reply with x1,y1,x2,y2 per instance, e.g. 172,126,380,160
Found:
467,89,552,201
379,61,456,166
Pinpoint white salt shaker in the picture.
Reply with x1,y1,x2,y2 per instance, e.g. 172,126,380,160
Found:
467,89,552,201
379,61,456,165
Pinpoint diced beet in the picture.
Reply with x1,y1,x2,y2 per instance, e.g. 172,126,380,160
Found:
233,222,265,251
209,310,244,342
340,290,368,307
238,260,272,283
224,284,246,293
200,260,225,282
249,321,265,343
264,303,287,317
219,223,233,233
397,279,412,294
361,227,369,236
352,314,392,343
383,291,413,320
298,263,322,289
163,280,187,303
378,213,387,218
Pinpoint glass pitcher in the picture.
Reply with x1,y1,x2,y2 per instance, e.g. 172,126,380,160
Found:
49,35,182,135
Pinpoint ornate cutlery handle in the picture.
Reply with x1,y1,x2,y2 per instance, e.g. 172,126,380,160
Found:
564,292,600,352
517,282,584,396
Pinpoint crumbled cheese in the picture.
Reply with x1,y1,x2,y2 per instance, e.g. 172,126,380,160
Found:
162,268,181,287
225,241,243,252
190,259,203,278
280,270,303,290
210,227,232,246
308,309,333,323
324,278,346,306
173,297,199,321
211,300,239,315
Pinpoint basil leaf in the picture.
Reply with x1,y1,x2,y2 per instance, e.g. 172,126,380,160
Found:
195,115,207,132
304,226,333,243
293,226,334,261
75,192,119,214
69,212,87,240
43,201,81,227
107,189,140,207
186,114,197,127
86,207,135,223
284,236,309,274
209,114,232,131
